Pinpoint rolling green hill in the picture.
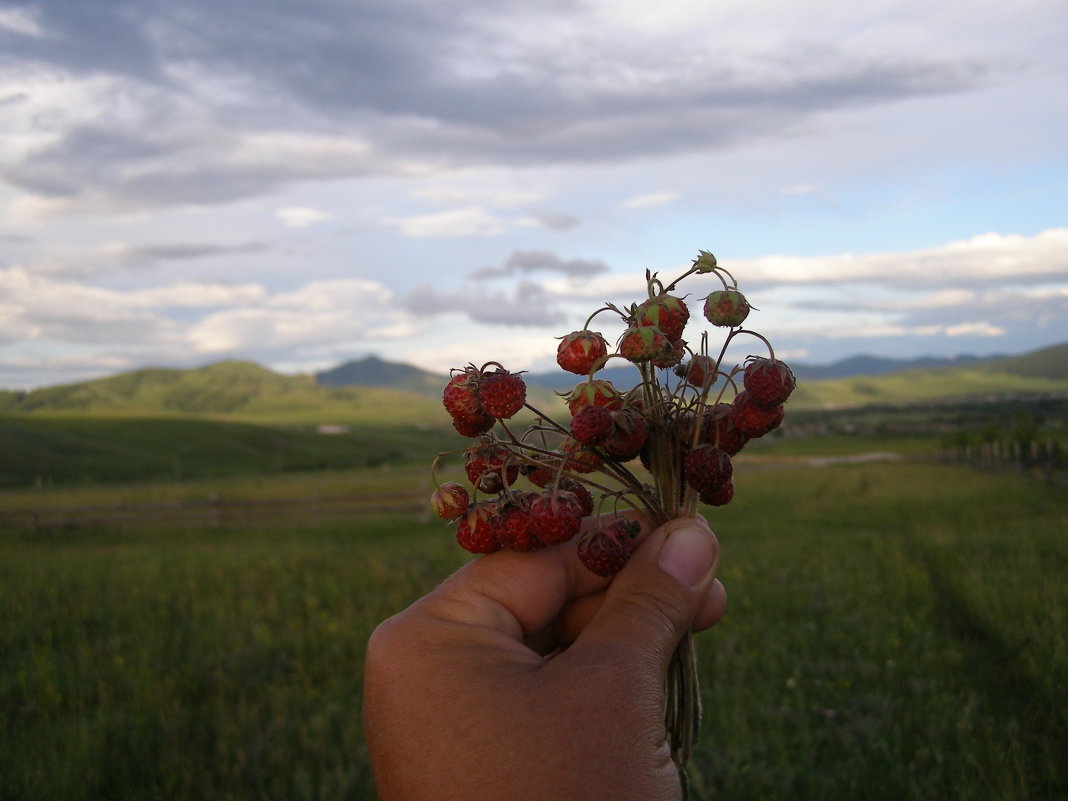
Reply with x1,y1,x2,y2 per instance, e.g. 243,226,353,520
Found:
790,343,1068,409
0,360,449,424
989,341,1068,381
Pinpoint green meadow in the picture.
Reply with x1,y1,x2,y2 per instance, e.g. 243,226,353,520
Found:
2,444,1066,800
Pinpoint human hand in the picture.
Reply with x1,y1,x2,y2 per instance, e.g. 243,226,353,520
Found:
362,514,727,800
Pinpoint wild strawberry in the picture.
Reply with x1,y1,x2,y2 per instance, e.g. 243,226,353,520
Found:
577,517,642,577
528,491,584,545
651,337,686,369
743,357,796,407
443,369,485,422
636,294,689,342
619,326,673,364
705,403,749,456
703,289,750,327
557,477,594,516
675,354,718,390
700,479,735,507
478,369,526,419
565,379,622,415
561,436,603,473
525,458,561,488
455,500,502,554
683,444,733,497
570,404,613,445
557,330,609,375
431,481,469,520
497,494,544,552
451,412,495,438
603,408,648,461
731,391,784,437
464,438,519,493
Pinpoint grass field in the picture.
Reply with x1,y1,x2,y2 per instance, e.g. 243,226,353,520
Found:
2,451,1065,800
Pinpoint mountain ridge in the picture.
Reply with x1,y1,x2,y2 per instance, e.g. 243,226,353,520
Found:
1,343,1065,417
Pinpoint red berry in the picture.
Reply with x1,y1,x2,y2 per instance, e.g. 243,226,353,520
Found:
705,403,749,455
443,369,485,422
683,444,733,497
464,438,519,493
557,330,609,375
478,369,526,419
556,478,594,517
742,358,796,407
431,481,469,520
578,517,642,577
451,412,495,438
675,354,718,390
570,405,613,445
498,495,545,552
619,326,673,364
731,391,784,437
703,289,750,327
565,379,622,416
528,491,584,545
525,459,560,488
651,337,686,369
455,501,502,554
561,437,603,474
636,294,689,342
602,409,648,461
700,479,735,507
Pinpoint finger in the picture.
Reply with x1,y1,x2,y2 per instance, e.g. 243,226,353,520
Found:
410,512,654,644
567,516,720,674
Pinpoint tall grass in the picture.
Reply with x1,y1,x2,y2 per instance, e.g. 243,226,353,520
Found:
2,460,1065,800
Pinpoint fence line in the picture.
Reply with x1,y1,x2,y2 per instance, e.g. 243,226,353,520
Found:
937,437,1065,482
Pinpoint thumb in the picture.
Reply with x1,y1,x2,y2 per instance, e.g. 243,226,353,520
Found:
571,516,720,674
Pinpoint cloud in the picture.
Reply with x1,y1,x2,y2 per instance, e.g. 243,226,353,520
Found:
512,211,580,230
379,207,505,238
276,206,333,228
0,0,997,211
731,229,1068,288
471,250,609,280
28,240,269,278
624,191,679,209
403,279,569,326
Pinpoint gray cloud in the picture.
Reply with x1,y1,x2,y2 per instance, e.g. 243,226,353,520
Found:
34,240,270,278
527,212,580,231
404,279,568,326
472,250,608,280
0,0,992,210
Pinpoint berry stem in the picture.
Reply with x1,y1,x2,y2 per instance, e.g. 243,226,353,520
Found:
732,329,777,361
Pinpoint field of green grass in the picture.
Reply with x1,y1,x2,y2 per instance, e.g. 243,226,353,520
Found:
0,415,467,490
3,454,1065,800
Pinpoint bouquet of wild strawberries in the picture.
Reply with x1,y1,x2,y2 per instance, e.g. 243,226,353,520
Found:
430,249,795,779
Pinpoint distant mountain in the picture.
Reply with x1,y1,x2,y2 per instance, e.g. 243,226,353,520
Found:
315,355,443,395
789,353,1003,381
519,352,1009,391
3,343,1065,419
0,359,440,423
989,342,1068,381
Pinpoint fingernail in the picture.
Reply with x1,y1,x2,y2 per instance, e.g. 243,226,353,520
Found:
658,521,716,588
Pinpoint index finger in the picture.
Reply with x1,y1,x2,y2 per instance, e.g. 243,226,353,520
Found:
410,512,651,644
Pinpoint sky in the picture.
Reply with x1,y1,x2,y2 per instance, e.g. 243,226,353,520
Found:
0,0,1066,390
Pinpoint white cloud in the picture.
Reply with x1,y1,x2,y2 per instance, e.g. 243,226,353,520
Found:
623,191,679,209
732,228,1068,287
379,207,506,238
276,206,333,228
945,321,1005,337
0,8,42,37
